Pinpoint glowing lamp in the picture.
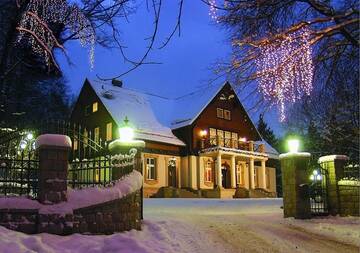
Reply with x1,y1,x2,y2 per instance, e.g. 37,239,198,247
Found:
26,133,34,140
19,140,27,150
118,117,134,142
287,139,299,153
199,130,208,138
239,137,247,142
310,175,315,181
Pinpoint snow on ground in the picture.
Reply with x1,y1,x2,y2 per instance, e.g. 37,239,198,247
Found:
0,198,359,253
0,170,142,214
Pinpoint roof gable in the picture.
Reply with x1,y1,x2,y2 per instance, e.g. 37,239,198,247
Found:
85,79,185,146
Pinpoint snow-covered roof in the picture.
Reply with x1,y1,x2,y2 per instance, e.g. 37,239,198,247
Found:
88,80,185,146
87,79,274,151
255,140,280,160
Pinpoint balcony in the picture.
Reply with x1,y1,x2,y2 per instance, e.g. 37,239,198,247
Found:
199,136,267,158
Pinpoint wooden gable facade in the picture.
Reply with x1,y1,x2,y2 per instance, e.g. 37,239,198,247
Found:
173,82,262,155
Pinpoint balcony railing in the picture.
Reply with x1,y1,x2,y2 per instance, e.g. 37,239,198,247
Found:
200,136,265,153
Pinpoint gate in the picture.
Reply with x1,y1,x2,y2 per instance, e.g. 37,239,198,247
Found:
308,163,329,216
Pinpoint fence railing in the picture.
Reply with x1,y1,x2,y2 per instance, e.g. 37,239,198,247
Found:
68,157,113,188
0,156,39,198
343,163,359,180
201,136,265,153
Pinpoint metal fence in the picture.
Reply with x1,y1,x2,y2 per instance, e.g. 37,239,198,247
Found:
343,163,359,180
0,153,39,198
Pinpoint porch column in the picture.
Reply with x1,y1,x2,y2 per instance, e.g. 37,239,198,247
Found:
230,155,236,188
259,159,267,189
216,153,222,188
249,158,255,189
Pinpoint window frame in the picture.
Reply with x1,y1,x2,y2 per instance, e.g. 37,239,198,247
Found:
224,109,231,120
94,127,100,143
85,105,91,116
92,102,98,113
146,157,157,180
106,122,112,141
204,161,213,182
216,108,224,119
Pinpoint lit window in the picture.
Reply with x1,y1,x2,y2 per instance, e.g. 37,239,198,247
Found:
232,132,238,148
92,102,98,112
224,110,231,120
216,108,224,118
217,129,224,147
209,128,217,145
224,131,231,147
94,127,100,143
146,158,157,180
106,122,112,141
204,161,213,182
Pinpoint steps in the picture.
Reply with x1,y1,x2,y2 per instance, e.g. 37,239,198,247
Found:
150,187,200,198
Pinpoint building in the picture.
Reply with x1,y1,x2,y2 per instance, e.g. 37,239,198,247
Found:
71,79,279,198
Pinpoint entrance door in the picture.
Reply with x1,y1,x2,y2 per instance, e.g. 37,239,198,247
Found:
221,163,230,188
168,160,177,187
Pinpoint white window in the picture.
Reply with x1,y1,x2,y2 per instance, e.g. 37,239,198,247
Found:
94,127,100,143
106,122,112,141
92,102,98,112
146,158,157,180
216,108,224,118
224,110,231,120
204,161,212,182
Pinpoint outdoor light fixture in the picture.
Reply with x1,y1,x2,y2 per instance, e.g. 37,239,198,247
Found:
200,129,207,138
118,116,134,142
26,133,33,141
287,139,299,153
239,137,247,142
310,170,322,181
19,140,27,150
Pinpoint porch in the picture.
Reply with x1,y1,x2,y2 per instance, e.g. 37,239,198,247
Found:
199,143,269,191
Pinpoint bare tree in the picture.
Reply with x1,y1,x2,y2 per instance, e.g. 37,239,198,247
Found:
200,0,359,119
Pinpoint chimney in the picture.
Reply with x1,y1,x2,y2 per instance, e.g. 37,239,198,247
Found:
112,79,123,87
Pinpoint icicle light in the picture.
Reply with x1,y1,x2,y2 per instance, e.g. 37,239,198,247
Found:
255,27,314,121
208,0,218,21
17,0,95,69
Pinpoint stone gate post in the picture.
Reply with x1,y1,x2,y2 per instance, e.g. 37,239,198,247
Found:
280,152,311,219
318,155,349,215
35,134,72,204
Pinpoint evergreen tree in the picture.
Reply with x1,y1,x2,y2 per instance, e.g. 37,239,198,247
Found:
257,114,278,148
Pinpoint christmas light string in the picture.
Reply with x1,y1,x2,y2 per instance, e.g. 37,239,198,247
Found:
16,0,95,69
255,27,314,121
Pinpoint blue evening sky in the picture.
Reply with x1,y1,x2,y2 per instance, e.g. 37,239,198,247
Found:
57,0,284,136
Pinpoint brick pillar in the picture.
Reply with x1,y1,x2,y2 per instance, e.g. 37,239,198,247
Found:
280,152,311,219
318,155,349,215
36,134,72,204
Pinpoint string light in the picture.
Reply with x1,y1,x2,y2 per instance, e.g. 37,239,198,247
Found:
16,0,95,69
255,27,314,121
208,0,218,22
